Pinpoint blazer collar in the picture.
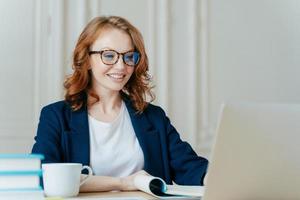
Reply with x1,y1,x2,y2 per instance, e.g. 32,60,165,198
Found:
69,105,90,166
124,99,163,176
124,99,153,133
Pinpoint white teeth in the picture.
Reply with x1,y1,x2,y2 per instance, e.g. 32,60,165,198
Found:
107,73,125,79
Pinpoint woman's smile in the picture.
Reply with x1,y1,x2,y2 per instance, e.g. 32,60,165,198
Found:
106,72,126,82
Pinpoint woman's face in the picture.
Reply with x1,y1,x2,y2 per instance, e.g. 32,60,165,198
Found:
89,28,135,94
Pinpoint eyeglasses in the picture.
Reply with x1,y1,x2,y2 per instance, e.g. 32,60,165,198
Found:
89,49,140,66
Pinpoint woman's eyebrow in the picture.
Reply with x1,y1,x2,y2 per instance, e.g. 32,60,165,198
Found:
93,47,135,53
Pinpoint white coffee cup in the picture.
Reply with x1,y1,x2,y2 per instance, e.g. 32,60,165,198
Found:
42,163,93,197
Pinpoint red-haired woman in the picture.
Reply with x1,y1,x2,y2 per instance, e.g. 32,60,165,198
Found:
32,16,208,192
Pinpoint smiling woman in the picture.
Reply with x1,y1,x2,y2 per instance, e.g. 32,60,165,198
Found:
31,16,208,192
88,28,137,108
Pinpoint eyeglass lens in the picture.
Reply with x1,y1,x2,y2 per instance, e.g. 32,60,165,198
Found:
101,50,139,66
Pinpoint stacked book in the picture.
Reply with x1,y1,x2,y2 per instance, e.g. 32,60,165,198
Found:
0,154,44,200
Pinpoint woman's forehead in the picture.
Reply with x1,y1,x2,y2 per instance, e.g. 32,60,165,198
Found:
91,28,134,52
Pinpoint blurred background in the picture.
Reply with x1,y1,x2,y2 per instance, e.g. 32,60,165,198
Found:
0,0,299,159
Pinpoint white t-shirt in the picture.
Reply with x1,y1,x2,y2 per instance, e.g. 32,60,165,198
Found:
88,101,144,177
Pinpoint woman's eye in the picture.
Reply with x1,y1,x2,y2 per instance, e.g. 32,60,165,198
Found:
103,53,115,60
126,55,134,60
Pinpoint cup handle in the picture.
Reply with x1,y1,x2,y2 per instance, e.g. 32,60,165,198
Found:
80,165,93,186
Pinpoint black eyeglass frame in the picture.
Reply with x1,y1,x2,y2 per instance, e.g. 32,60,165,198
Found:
89,49,140,66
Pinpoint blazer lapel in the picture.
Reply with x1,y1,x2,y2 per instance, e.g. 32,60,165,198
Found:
125,100,165,178
68,106,90,167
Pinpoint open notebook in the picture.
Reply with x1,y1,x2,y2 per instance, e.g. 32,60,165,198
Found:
134,174,204,199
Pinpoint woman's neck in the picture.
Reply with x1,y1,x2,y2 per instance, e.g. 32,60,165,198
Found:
87,87,123,122
95,93,122,114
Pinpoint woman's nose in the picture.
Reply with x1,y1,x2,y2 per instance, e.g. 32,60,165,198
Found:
114,56,126,69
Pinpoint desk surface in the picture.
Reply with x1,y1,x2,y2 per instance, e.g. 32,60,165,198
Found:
66,191,156,199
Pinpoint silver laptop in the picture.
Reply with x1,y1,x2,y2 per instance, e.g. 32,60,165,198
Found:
203,103,300,200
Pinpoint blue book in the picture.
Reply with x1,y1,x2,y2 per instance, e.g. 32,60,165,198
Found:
0,188,44,200
0,154,44,171
0,170,42,190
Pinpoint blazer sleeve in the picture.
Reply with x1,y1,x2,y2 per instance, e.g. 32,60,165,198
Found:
159,108,208,185
31,106,63,163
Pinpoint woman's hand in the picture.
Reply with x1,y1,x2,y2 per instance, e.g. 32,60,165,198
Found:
119,170,150,191
79,170,150,192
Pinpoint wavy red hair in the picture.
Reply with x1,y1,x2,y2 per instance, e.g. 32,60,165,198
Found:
64,16,154,113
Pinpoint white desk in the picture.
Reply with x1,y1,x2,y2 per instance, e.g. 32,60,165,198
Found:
64,191,156,199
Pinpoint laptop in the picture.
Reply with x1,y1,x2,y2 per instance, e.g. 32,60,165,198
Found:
203,102,300,200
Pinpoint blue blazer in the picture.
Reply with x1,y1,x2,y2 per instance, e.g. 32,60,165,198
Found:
32,99,208,185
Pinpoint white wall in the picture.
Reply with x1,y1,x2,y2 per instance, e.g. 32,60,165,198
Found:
0,0,63,153
208,0,300,142
0,0,36,152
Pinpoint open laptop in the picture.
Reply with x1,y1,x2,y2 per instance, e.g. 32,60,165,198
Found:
203,103,300,200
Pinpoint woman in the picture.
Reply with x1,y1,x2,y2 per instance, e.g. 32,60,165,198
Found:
32,16,208,192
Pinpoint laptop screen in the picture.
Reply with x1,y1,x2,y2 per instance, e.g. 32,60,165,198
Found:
203,103,300,200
